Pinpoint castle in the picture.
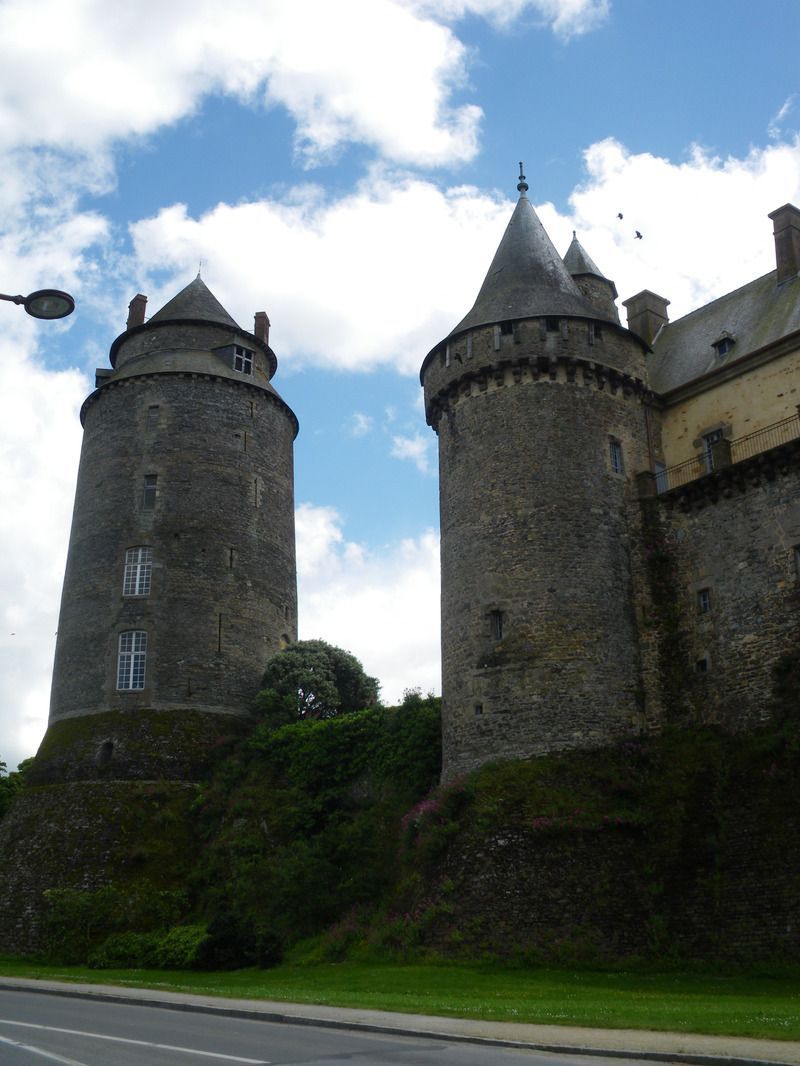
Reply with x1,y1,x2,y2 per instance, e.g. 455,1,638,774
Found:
29,175,800,786
0,173,798,955
422,173,800,780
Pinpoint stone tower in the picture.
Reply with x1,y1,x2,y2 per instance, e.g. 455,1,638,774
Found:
39,277,298,781
421,172,653,781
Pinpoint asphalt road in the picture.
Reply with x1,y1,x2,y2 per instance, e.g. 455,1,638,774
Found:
0,989,661,1066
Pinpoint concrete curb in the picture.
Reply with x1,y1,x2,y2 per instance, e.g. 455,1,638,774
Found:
1,978,798,1066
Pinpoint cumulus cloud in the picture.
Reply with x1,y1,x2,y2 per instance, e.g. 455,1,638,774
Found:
295,503,440,703
558,136,800,319
129,176,511,373
0,0,483,167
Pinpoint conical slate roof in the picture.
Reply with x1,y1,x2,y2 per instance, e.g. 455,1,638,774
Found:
447,192,609,337
148,276,241,330
563,232,605,279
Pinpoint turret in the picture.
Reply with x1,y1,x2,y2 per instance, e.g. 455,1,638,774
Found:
39,277,298,782
563,231,620,323
422,167,652,781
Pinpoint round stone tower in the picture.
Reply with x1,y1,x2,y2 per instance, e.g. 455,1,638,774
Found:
39,277,298,781
421,171,654,781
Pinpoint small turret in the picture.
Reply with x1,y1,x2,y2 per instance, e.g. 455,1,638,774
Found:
563,231,620,323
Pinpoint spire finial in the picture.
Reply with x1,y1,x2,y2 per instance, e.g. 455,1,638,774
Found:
517,161,529,195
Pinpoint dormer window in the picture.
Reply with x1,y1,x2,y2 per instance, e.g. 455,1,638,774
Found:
234,345,254,375
712,332,735,358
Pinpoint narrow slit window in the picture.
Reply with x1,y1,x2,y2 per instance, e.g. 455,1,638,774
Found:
490,609,504,641
146,405,160,428
609,439,624,475
117,631,147,690
123,547,152,596
142,474,157,509
697,588,712,614
795,546,800,581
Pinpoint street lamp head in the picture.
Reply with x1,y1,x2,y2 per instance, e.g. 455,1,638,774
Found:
0,288,75,320
22,289,75,319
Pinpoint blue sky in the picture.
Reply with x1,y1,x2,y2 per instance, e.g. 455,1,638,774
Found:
1,0,798,768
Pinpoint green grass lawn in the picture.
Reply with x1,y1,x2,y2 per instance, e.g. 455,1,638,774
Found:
0,959,798,1041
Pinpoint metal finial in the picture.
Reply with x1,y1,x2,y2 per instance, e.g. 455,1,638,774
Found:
517,161,529,195
197,258,203,279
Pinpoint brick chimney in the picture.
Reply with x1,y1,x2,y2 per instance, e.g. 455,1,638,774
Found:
126,294,147,329
254,311,270,346
621,290,670,345
768,204,800,284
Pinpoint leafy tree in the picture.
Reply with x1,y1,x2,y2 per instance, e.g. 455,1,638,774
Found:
0,756,29,819
257,640,379,723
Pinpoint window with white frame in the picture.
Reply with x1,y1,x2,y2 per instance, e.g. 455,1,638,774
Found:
123,547,152,596
117,631,147,690
233,345,254,375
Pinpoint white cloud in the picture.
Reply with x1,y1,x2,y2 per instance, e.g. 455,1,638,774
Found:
0,340,87,770
347,412,374,437
296,503,441,703
391,433,433,474
129,176,511,373
407,0,609,37
769,95,797,142
559,136,800,320
0,0,482,167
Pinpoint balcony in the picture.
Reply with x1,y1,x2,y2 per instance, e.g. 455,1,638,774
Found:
639,412,800,497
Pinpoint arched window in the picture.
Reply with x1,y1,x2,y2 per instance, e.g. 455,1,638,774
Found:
123,547,152,596
117,631,147,690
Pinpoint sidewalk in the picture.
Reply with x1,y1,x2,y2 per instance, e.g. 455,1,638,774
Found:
1,976,799,1066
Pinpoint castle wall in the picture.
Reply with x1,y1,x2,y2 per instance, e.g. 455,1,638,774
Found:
655,458,800,728
50,371,297,729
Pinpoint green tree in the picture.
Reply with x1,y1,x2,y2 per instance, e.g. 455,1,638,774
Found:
257,640,380,723
0,756,29,819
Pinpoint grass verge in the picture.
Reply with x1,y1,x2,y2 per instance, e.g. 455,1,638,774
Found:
0,959,798,1041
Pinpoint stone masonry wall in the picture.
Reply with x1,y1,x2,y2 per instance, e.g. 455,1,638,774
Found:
424,318,654,781
655,455,800,729
50,372,297,727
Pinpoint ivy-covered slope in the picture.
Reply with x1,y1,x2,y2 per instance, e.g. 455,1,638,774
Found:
5,666,799,967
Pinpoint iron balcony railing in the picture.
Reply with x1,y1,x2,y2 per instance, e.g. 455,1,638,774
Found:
655,411,800,494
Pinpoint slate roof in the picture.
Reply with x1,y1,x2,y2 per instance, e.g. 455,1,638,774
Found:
147,276,242,330
447,193,612,338
563,232,605,279
648,270,800,395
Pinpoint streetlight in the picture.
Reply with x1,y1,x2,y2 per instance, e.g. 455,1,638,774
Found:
0,289,75,320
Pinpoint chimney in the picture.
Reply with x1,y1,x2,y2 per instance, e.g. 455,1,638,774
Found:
622,290,670,345
254,311,270,346
126,294,147,329
768,203,800,284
